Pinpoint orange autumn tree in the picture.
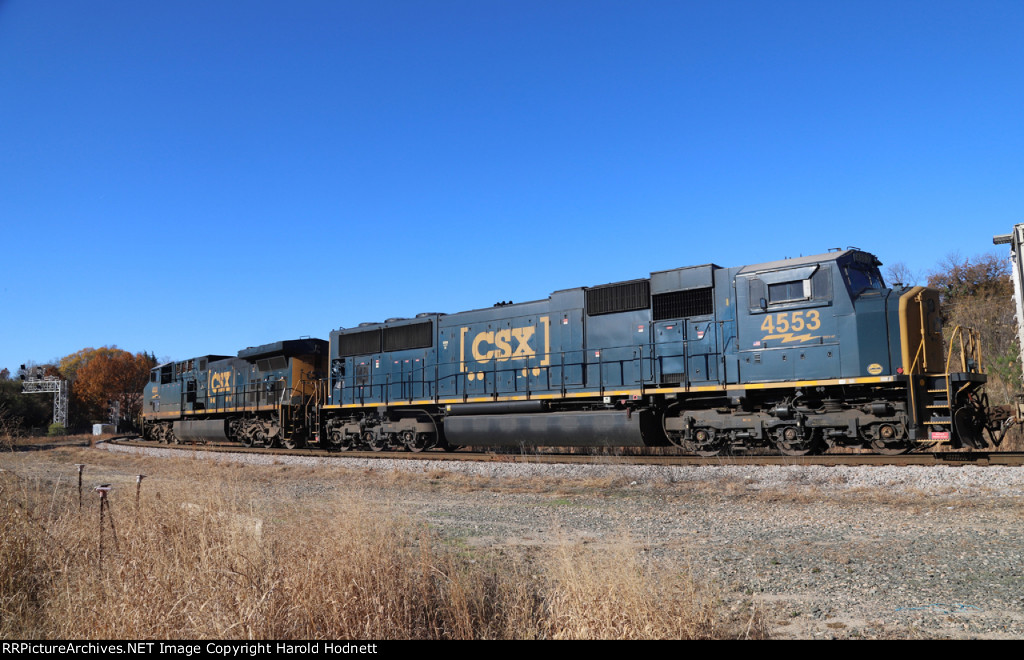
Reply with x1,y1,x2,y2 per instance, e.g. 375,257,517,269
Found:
59,347,122,384
69,348,156,427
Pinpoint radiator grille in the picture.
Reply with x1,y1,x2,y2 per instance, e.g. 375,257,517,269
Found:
586,280,650,316
337,329,382,357
652,288,714,320
383,321,433,351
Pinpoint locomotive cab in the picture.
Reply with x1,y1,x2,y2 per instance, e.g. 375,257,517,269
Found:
706,248,992,452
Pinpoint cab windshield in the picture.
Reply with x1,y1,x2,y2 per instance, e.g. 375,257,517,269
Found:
843,263,886,295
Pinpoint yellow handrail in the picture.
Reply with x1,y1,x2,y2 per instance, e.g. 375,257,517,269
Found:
945,326,983,375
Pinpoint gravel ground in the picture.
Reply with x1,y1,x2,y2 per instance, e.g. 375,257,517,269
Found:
79,444,1024,638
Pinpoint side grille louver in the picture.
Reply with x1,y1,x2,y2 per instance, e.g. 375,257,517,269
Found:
586,280,650,316
652,288,714,320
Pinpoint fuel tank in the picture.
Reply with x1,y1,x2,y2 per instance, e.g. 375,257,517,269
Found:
444,409,664,447
172,419,229,442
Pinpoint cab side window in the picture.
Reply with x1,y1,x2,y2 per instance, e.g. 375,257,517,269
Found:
768,280,808,304
748,267,831,311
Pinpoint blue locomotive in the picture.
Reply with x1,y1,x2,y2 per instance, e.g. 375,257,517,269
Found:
141,339,326,447
142,248,1003,455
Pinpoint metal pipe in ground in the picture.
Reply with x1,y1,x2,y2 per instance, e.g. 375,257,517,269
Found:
74,464,85,510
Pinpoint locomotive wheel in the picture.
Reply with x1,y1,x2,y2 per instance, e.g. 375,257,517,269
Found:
773,426,820,456
402,430,427,453
264,423,280,448
364,430,386,452
403,411,439,452
869,424,909,455
240,419,262,447
688,428,726,457
283,436,305,450
870,438,910,455
325,428,354,451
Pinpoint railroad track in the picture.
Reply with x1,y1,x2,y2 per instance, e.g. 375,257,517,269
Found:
106,437,1024,467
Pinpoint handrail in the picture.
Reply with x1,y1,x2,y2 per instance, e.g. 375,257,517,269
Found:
182,380,293,414
907,336,926,375
945,325,984,375
331,338,725,405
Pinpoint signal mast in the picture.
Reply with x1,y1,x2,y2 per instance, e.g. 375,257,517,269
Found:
993,224,1024,417
20,365,70,429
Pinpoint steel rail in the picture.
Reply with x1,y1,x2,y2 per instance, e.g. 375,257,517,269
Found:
106,437,1024,467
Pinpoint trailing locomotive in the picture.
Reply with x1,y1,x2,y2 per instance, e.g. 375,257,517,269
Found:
141,338,326,447
141,248,1007,455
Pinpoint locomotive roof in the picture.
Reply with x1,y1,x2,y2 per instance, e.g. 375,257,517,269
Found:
737,249,871,274
152,354,231,369
237,338,327,361
333,251,881,335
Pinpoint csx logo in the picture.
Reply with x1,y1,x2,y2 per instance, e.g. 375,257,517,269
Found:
209,371,232,393
471,327,538,363
460,317,551,373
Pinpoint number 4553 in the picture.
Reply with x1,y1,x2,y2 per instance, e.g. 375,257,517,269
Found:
760,310,821,333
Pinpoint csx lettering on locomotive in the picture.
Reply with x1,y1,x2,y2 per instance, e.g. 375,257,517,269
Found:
462,317,551,365
209,371,232,393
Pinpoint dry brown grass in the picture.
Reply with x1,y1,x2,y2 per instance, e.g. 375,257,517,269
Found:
997,422,1024,451
542,537,751,639
0,404,22,452
0,453,763,640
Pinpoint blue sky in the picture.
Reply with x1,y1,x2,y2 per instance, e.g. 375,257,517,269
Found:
1,0,1022,373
